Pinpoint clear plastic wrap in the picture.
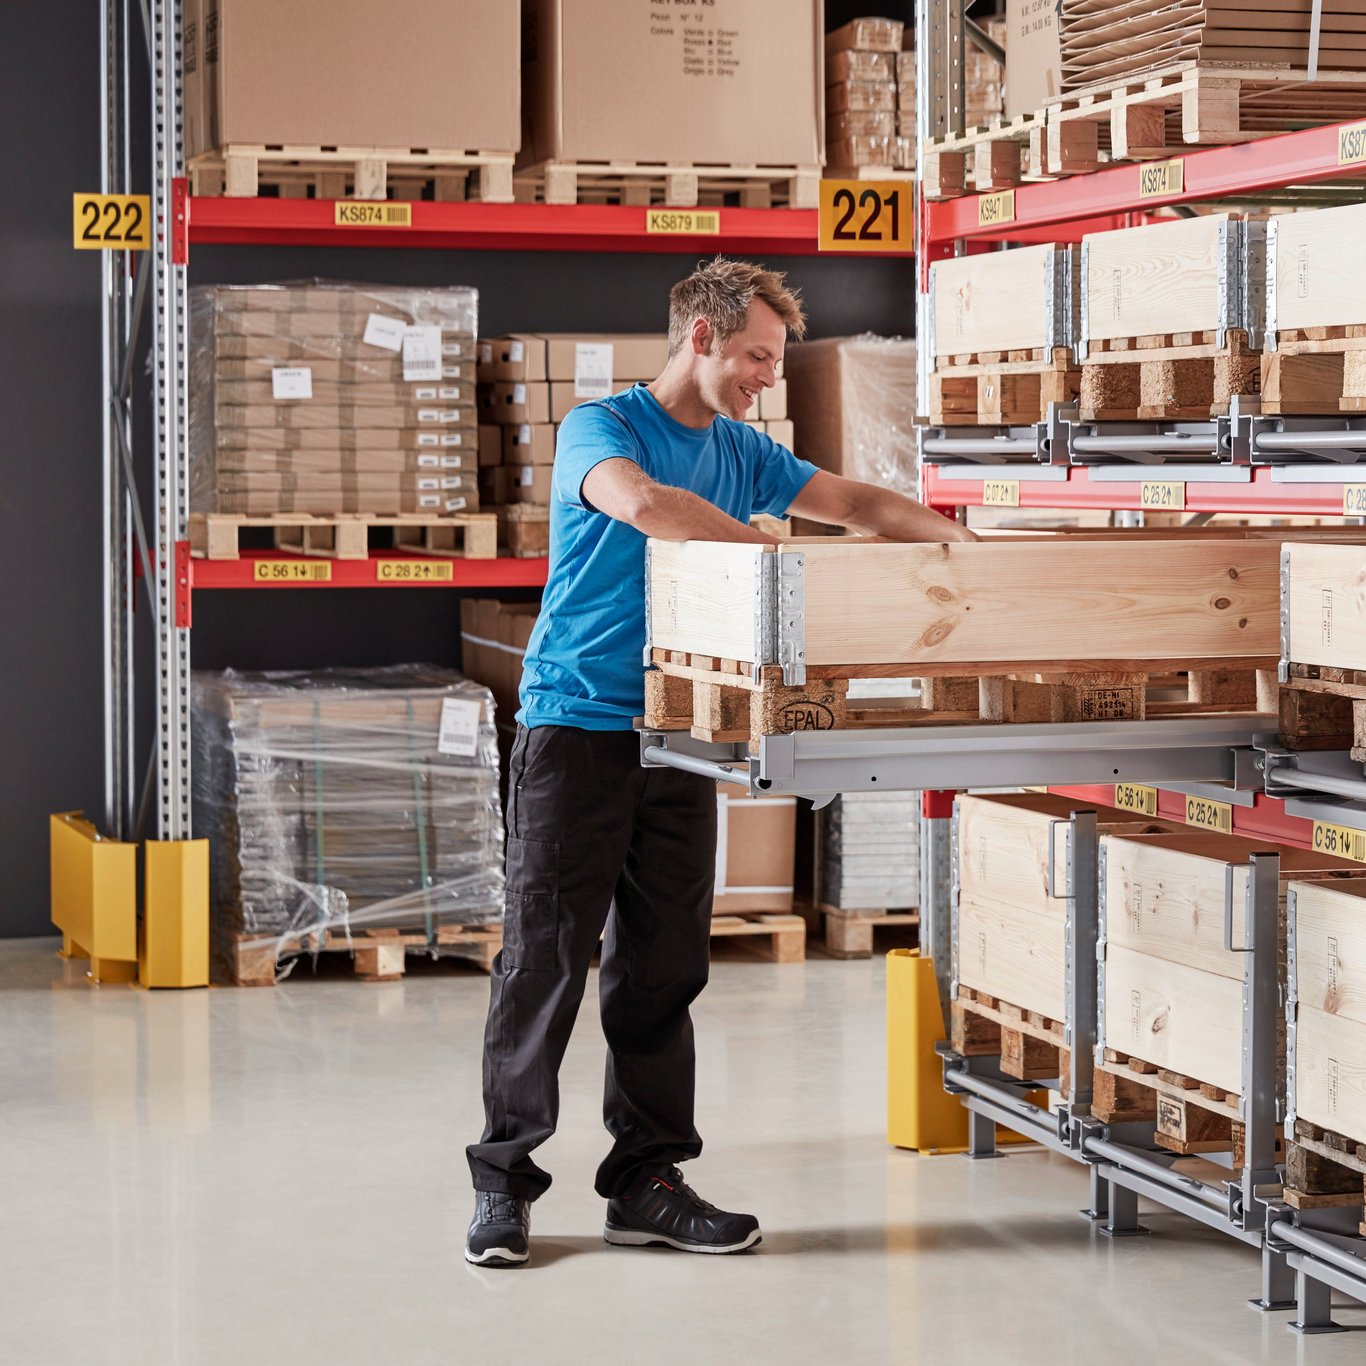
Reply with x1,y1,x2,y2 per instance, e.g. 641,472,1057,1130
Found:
782,334,918,498
191,665,504,954
189,280,480,516
816,792,921,912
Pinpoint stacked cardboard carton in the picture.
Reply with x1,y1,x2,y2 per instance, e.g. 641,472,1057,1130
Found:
896,32,916,146
715,790,798,915
971,16,1009,123
742,377,795,448
475,333,668,510
190,282,480,517
824,18,912,170
816,792,920,913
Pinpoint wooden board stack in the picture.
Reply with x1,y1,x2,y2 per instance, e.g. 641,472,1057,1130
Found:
824,17,913,173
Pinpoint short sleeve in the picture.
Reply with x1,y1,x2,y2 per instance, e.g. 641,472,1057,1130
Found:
747,426,820,518
553,401,641,511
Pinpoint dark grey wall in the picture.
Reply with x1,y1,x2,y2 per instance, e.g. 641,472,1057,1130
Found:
1,1,917,938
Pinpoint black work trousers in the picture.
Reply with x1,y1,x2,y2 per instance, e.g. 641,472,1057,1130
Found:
466,724,718,1201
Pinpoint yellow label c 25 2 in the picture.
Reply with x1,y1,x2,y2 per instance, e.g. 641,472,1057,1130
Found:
1185,794,1232,833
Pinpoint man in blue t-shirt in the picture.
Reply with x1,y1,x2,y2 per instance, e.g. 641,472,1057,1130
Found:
466,257,975,1268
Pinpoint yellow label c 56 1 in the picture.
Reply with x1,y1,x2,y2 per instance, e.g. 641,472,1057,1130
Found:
1312,820,1366,863
1114,783,1158,816
252,560,332,582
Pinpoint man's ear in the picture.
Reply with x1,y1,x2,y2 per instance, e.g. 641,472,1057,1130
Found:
690,316,713,356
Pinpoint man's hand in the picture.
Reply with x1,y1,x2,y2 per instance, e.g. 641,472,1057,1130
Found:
582,457,774,544
787,470,979,542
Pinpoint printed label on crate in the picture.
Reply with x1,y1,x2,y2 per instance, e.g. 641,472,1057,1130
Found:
252,560,331,582
438,409,460,423
512,383,527,405
442,363,466,380
1344,485,1366,516
334,202,412,227
415,386,439,401
363,313,407,351
517,468,535,487
441,339,466,358
646,209,721,235
439,432,465,447
1339,122,1366,166
72,192,151,251
418,453,439,468
1139,159,1184,198
437,697,482,757
982,479,1019,506
1313,820,1366,863
376,560,454,583
441,454,465,469
574,342,614,398
417,432,440,446
271,367,313,400
516,423,533,445
417,477,440,491
1114,782,1158,816
445,496,468,512
402,326,442,382
477,341,493,364
976,190,1015,228
418,408,440,423
1185,794,1232,833
1141,481,1185,511
508,340,525,362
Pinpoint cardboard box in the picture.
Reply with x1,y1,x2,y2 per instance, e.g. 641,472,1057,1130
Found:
825,135,896,169
508,464,554,505
758,378,787,421
215,356,475,386
825,18,903,55
502,422,557,466
826,80,897,114
214,333,477,364
520,0,823,169
214,403,472,431
216,447,474,476
212,0,519,151
713,790,796,914
478,334,550,384
213,378,476,408
541,334,668,383
215,425,478,454
479,466,511,505
827,110,896,140
478,425,503,467
826,49,894,83
1006,0,1062,117
551,381,634,423
481,381,551,427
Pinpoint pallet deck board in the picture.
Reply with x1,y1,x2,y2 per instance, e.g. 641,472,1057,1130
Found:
189,511,498,561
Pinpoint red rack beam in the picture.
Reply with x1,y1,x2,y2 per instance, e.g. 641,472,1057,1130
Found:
189,551,548,592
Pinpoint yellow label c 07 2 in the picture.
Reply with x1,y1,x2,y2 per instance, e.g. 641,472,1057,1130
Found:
1141,481,1185,511
1114,783,1158,816
375,559,454,582
982,479,1020,507
1138,159,1184,198
1338,122,1366,166
1313,820,1366,863
976,190,1015,227
646,208,721,235
1185,794,1232,833
252,560,332,582
73,193,151,250
333,202,413,227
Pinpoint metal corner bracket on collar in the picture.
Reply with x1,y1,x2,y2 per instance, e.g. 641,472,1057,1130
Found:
773,548,807,686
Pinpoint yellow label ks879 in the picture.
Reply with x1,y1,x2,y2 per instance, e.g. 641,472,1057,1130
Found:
646,209,721,235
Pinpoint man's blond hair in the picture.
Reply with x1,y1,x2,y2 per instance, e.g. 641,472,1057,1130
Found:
667,256,807,357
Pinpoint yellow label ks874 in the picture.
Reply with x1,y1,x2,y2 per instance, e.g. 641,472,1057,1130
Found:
1138,160,1184,198
334,202,413,227
1339,122,1366,166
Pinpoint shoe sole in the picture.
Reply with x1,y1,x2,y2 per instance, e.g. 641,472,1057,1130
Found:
602,1224,762,1255
464,1245,529,1267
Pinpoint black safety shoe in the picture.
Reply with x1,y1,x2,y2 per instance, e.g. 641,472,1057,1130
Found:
604,1167,761,1254
465,1190,530,1267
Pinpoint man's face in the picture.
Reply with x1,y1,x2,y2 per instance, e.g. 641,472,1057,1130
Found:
698,299,786,421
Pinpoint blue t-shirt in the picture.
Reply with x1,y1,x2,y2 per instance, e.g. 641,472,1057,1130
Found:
517,384,819,730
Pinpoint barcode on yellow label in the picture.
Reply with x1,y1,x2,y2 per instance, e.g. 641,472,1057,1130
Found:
1339,122,1366,166
1313,821,1366,863
1114,783,1158,816
333,202,413,227
1343,485,1366,517
977,190,1015,227
982,479,1020,507
1141,481,1185,511
253,560,332,582
1185,795,1232,833
1138,159,1184,198
647,209,721,235
375,560,454,582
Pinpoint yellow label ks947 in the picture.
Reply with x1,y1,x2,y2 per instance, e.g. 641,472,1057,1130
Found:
1339,122,1366,166
376,560,454,583
73,193,151,250
818,181,912,253
982,479,1020,507
1344,485,1366,516
1114,783,1158,816
1185,795,1232,833
646,209,721,235
253,560,332,582
1313,820,1366,863
976,190,1015,227
1138,159,1184,198
1141,481,1185,511
333,202,413,227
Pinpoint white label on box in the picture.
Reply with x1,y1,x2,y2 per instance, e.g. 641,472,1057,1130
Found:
419,494,441,508
271,367,313,400
439,432,464,447
418,453,439,468
442,339,465,358
442,363,465,380
440,454,465,469
417,432,439,447
363,313,407,352
403,325,443,382
516,423,532,446
438,386,461,401
438,409,460,424
508,340,525,363
512,383,527,405
477,341,493,364
414,385,438,401
574,342,613,398
417,477,440,491
445,496,468,513
517,467,534,487
440,476,462,490
417,408,440,423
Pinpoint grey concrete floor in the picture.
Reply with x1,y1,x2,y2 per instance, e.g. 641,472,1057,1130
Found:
1,936,1363,1366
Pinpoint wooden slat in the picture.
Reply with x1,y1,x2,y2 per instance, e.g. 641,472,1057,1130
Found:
931,245,1064,358
1293,880,1366,1029
1271,203,1366,337
647,541,766,664
1285,542,1366,672
1294,1004,1366,1141
957,892,1067,1022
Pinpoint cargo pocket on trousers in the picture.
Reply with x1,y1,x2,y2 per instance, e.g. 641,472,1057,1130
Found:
502,837,561,972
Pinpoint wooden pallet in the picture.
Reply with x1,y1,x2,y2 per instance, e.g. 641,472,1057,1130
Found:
1079,329,1260,422
708,912,806,964
1047,61,1366,179
216,922,503,986
188,144,515,202
806,903,919,960
1263,330,1366,416
920,111,1050,200
513,159,820,209
952,988,1069,1082
497,504,550,559
1285,1120,1366,1221
189,511,498,560
1278,662,1366,756
930,346,1081,426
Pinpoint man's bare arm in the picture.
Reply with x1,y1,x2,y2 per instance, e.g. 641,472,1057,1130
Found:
787,469,978,542
582,457,773,543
